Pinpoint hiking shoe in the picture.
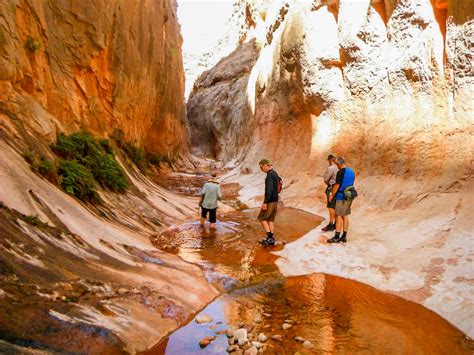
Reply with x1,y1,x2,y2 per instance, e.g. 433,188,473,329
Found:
260,237,276,246
321,223,335,232
327,235,341,243
339,235,347,243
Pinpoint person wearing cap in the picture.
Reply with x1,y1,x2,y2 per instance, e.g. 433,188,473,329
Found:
321,154,339,231
258,159,281,246
199,173,222,229
327,157,356,243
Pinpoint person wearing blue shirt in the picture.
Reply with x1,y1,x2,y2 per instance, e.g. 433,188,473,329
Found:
327,157,356,243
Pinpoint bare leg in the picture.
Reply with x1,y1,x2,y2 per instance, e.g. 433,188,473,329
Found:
200,217,206,226
335,215,343,233
261,221,271,233
269,222,274,233
210,223,216,229
329,208,336,224
343,216,349,232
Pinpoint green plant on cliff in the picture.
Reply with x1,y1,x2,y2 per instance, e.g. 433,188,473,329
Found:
23,214,49,228
35,157,59,184
58,160,98,202
25,36,42,52
52,132,127,192
111,129,148,173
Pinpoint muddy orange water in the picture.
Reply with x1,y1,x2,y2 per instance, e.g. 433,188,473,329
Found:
148,208,473,354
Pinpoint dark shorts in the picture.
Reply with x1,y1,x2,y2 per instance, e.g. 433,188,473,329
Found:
326,186,336,209
201,207,217,223
258,202,278,222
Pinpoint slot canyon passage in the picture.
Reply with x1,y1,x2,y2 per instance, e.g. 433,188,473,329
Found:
0,0,473,353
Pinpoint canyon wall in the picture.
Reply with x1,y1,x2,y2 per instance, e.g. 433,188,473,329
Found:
0,1,218,352
0,0,187,155
187,0,474,337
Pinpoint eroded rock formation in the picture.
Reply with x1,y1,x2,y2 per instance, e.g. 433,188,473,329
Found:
0,0,217,352
187,0,474,337
0,0,187,155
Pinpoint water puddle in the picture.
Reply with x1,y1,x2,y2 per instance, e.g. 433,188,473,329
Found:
148,208,474,354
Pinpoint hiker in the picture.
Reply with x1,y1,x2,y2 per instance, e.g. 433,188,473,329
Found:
327,157,356,243
258,159,281,246
199,173,222,229
321,154,339,232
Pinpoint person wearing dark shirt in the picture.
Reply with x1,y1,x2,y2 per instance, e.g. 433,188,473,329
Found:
258,159,280,246
327,157,356,243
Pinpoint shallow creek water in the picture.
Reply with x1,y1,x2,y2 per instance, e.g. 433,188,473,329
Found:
148,208,473,354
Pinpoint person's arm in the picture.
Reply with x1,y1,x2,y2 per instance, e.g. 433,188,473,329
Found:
323,167,331,185
217,185,222,200
330,169,344,201
199,184,206,207
262,174,271,209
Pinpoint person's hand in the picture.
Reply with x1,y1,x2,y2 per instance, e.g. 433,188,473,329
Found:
262,203,267,210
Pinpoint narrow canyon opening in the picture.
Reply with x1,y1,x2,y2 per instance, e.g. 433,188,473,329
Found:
0,0,472,353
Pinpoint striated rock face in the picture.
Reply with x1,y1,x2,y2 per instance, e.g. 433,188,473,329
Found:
187,0,474,337
189,0,473,180
0,1,217,352
0,0,187,155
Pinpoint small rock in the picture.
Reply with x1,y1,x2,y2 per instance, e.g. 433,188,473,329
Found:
284,319,295,324
210,325,217,330
244,346,258,355
199,336,215,348
282,323,292,330
263,313,272,318
226,329,235,338
294,336,305,342
251,341,263,349
303,340,313,349
217,321,223,324
227,345,240,353
263,325,271,329
195,315,212,324
234,328,248,343
243,324,254,333
117,287,128,295
271,335,283,342
258,333,267,342
237,338,248,346
253,314,263,323
228,337,235,345
216,330,227,335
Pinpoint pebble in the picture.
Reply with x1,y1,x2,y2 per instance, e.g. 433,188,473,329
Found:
303,340,313,349
252,341,263,349
117,287,128,295
282,323,292,330
216,330,227,335
227,345,240,353
210,325,217,330
234,328,248,343
294,336,305,342
199,336,215,348
228,337,235,345
284,319,295,324
244,346,258,355
237,338,248,346
263,325,271,329
195,315,212,324
227,329,235,338
263,313,272,318
271,335,283,342
253,314,263,323
258,333,267,342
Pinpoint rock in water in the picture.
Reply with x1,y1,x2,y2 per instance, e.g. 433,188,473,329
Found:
244,346,258,355
195,315,212,324
199,336,216,348
282,323,292,330
303,340,313,349
258,333,267,342
234,328,248,343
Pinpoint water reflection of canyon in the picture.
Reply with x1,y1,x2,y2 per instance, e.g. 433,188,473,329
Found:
150,208,474,354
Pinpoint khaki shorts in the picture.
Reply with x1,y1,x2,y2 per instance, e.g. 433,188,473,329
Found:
258,202,278,222
335,199,352,216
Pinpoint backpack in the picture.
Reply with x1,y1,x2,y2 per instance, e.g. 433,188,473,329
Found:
343,185,358,201
277,175,283,193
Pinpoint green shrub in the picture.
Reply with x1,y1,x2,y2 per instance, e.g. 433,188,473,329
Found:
36,157,58,183
122,142,147,173
58,160,98,202
23,214,48,227
147,153,162,167
22,150,36,164
52,132,127,191
25,36,41,52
